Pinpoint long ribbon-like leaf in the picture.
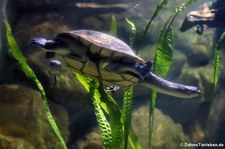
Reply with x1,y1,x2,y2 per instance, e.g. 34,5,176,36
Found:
109,16,117,36
122,86,134,149
125,17,136,48
4,21,67,149
213,31,225,93
128,127,142,149
124,19,142,149
148,1,197,149
89,81,113,148
98,84,123,149
75,73,112,148
75,73,109,113
154,26,173,77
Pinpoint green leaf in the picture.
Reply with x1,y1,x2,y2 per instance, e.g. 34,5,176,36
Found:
164,0,197,30
154,26,173,77
122,86,134,149
4,21,67,149
98,84,123,149
89,81,112,148
75,73,109,113
128,127,142,149
148,1,196,149
154,0,197,77
124,18,142,149
213,31,225,93
125,18,136,47
148,91,157,149
75,73,123,149
109,16,117,36
174,0,197,14
74,72,92,92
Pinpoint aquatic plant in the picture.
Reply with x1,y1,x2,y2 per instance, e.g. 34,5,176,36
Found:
141,0,197,148
204,24,225,141
213,32,225,93
3,0,199,149
75,1,198,148
75,17,142,149
109,16,117,37
4,21,67,149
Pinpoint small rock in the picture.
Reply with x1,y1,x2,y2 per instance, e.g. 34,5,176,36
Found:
203,88,225,144
14,13,69,50
168,50,187,80
177,30,214,67
132,106,192,149
0,83,65,148
179,63,214,100
76,128,102,149
0,134,34,149
187,88,225,144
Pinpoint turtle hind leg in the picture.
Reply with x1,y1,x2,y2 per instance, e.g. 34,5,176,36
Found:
30,38,58,49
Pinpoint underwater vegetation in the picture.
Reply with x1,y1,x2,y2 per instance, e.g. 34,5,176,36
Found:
4,21,67,149
2,0,225,149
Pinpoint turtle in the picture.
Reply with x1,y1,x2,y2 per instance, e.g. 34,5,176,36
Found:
180,2,225,34
30,30,201,98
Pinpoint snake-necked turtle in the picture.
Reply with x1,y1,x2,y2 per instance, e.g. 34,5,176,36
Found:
180,2,222,34
30,30,201,98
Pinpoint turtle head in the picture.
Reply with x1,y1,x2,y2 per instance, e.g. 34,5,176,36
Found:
177,85,201,98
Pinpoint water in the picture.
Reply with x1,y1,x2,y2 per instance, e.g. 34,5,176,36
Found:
0,0,225,149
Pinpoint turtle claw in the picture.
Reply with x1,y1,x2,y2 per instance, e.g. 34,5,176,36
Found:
106,86,120,92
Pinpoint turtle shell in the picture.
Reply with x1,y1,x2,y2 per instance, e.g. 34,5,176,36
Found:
56,30,145,63
53,30,147,87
